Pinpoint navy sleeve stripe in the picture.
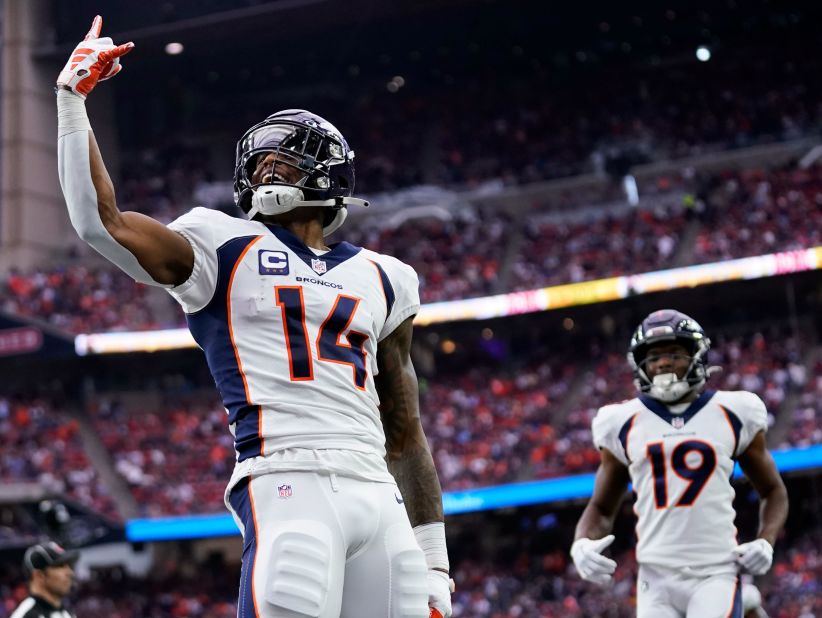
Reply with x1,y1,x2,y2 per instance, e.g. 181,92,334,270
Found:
720,405,743,458
369,260,396,319
618,414,637,463
186,235,265,462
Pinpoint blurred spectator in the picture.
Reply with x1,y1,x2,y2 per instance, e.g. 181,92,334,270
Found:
0,397,118,519
1,265,164,335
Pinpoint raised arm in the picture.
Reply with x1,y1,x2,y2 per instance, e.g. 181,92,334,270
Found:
375,316,452,617
56,16,193,286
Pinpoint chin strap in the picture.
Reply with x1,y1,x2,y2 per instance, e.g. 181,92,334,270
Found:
247,183,369,222
297,196,370,208
649,372,703,403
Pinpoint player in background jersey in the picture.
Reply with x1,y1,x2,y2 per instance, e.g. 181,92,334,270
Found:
571,309,788,618
56,17,452,618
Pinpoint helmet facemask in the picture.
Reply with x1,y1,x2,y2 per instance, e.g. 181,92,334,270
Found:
627,310,712,404
633,341,709,404
233,111,368,234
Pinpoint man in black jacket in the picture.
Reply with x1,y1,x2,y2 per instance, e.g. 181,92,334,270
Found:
10,542,78,618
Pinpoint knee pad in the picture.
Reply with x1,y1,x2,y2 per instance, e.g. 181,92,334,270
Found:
386,523,428,618
265,521,333,617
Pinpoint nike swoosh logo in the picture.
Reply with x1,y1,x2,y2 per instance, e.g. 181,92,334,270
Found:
394,492,405,504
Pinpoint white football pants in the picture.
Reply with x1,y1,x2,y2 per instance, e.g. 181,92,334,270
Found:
227,471,429,618
637,563,742,618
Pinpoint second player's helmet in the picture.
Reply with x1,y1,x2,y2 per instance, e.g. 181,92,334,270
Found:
627,309,712,403
233,109,369,235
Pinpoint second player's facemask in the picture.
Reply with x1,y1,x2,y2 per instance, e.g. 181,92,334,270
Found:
637,352,705,404
627,309,712,404
233,109,369,235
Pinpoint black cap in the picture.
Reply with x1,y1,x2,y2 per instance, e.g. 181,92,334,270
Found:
23,542,79,575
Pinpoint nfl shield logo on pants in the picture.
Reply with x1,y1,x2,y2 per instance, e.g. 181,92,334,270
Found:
278,484,292,499
311,258,327,274
672,417,684,429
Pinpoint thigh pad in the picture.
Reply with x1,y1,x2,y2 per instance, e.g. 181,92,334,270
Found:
265,520,333,617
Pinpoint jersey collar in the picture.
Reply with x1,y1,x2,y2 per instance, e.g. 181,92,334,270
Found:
31,593,64,610
639,390,715,427
265,224,361,275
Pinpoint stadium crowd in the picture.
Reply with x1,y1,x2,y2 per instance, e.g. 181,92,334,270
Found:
693,164,822,263
1,320,811,519
0,397,118,519
5,158,822,334
0,265,163,335
509,200,686,291
119,47,822,194
784,355,822,450
344,206,512,303
1,524,820,618
89,397,232,517
43,328,803,518
427,53,822,189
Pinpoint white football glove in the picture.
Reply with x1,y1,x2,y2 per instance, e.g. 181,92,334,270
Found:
734,539,773,575
56,15,134,99
571,534,617,585
427,570,455,618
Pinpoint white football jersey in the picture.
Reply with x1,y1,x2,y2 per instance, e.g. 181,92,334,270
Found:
592,389,768,571
166,208,419,487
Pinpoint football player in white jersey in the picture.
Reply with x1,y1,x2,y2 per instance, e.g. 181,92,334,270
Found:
571,309,788,618
55,17,453,618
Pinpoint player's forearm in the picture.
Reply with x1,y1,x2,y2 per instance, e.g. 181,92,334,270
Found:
87,128,124,231
575,502,617,541
388,436,444,526
575,453,629,541
377,319,444,526
57,90,123,239
57,91,171,286
756,484,788,546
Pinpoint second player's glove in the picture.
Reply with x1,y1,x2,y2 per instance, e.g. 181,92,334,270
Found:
571,535,617,585
734,539,773,575
56,15,133,99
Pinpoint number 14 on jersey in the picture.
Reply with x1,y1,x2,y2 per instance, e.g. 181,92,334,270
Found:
275,286,369,390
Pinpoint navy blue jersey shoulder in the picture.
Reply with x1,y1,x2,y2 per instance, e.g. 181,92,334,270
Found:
185,235,263,461
719,405,744,458
639,390,716,427
370,260,396,318
618,414,637,462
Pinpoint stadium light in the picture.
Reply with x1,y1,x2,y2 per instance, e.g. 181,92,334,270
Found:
165,42,184,55
695,46,711,62
387,75,406,93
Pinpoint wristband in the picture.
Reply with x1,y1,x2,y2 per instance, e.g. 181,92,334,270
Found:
413,522,449,573
57,89,91,138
